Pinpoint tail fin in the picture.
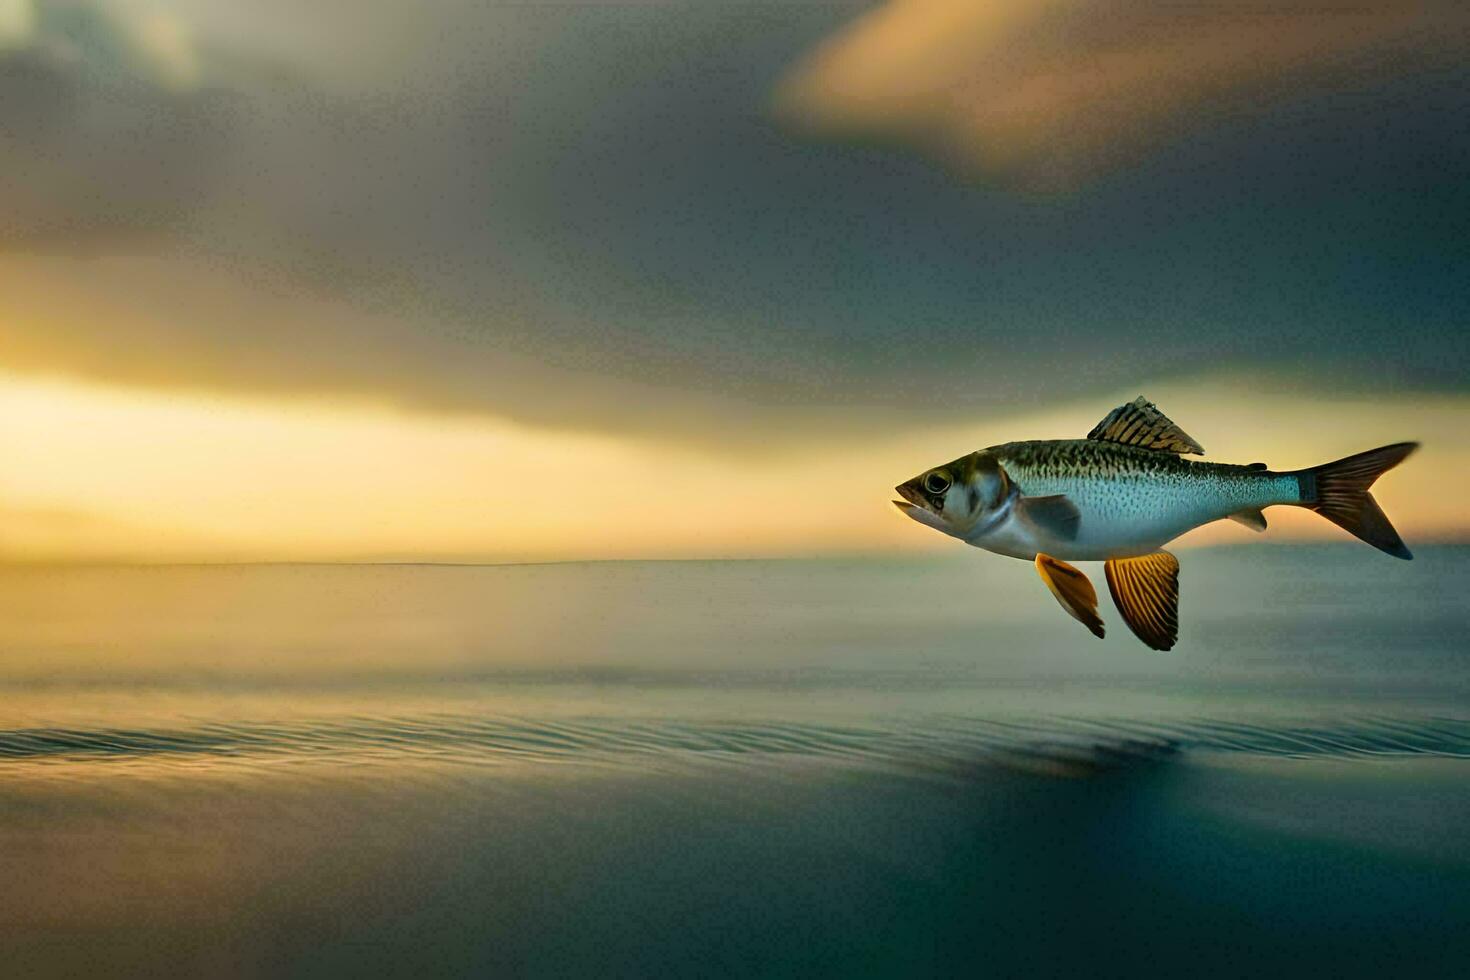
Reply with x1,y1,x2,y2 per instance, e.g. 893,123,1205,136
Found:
1295,443,1418,559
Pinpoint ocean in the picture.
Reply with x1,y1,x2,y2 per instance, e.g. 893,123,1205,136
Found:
1,546,1466,977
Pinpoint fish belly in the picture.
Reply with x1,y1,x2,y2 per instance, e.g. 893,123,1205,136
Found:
970,512,1185,561
973,471,1294,561
1063,501,1209,559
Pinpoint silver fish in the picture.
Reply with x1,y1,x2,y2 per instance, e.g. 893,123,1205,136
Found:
893,396,1417,650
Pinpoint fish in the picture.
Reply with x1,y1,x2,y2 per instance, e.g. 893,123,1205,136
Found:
893,396,1417,650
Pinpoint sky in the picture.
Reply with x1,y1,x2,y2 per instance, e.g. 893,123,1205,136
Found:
1,0,1467,562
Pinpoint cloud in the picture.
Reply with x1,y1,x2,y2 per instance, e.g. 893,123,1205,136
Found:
0,0,34,47
775,0,1467,188
0,0,235,248
0,1,1466,450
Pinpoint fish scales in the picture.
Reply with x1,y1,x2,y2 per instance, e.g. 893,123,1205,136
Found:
990,439,1301,558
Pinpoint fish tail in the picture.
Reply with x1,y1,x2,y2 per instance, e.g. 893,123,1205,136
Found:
1292,443,1418,559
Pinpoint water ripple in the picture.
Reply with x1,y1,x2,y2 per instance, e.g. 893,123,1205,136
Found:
0,714,1467,768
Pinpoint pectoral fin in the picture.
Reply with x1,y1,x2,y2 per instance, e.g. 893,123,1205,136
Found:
1035,554,1105,639
1229,508,1268,532
1016,495,1081,541
1104,552,1180,651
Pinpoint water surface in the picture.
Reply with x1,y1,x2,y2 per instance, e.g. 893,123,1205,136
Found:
1,547,1466,977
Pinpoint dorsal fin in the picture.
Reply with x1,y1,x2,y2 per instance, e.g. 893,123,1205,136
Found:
1087,397,1204,455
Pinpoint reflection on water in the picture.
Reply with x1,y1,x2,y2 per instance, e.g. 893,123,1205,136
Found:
0,548,1466,977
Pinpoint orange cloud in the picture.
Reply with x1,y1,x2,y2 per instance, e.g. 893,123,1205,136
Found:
775,0,1462,187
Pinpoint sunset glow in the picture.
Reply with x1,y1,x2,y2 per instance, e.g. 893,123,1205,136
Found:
2,369,1463,563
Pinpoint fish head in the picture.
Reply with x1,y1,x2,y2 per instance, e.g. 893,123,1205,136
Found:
893,450,1012,540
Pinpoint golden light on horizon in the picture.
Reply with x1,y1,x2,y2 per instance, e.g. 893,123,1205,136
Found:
0,368,1465,563
0,368,919,563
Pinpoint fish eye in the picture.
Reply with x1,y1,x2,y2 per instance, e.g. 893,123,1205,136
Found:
923,472,951,494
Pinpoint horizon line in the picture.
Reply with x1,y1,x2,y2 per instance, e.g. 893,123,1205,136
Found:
3,538,1468,570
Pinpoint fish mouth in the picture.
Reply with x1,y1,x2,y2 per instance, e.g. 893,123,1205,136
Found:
892,496,947,532
893,483,946,530
894,483,926,509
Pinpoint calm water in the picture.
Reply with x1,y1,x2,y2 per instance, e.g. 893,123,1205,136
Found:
1,547,1467,977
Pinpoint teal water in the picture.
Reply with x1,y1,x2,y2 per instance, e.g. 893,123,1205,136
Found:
0,547,1466,977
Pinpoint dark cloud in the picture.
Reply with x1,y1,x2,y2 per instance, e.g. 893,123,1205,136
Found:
2,1,1467,447
0,1,235,247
